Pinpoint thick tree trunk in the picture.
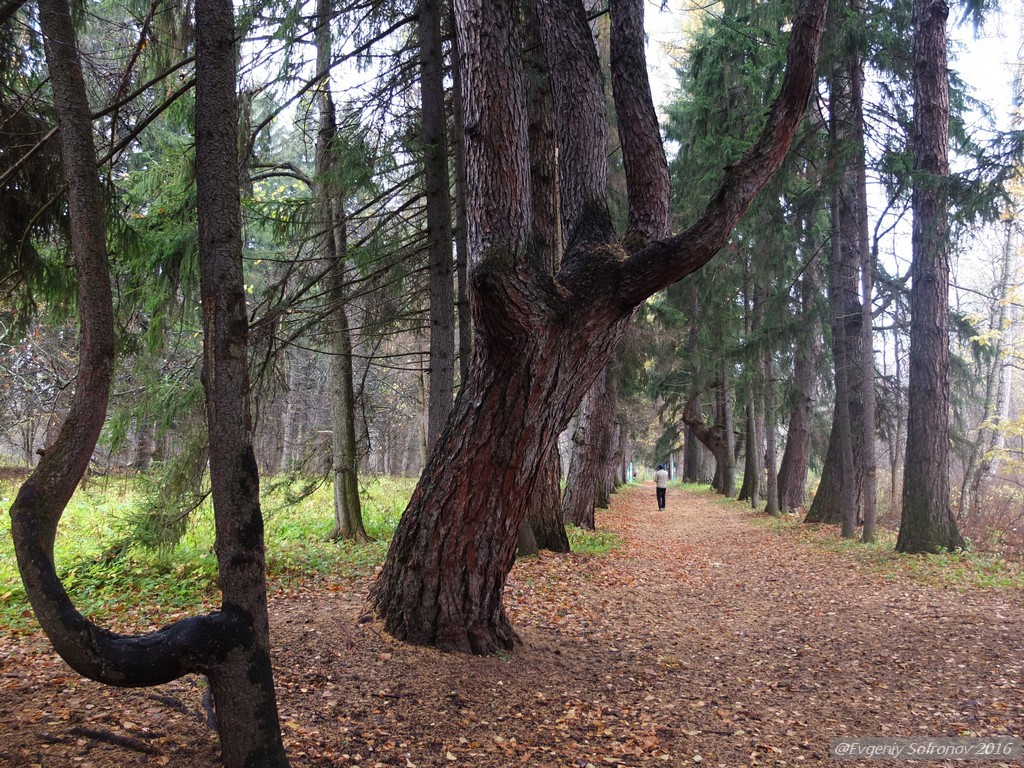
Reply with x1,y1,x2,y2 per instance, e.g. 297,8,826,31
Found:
805,37,866,527
898,0,965,553
372,0,827,653
683,422,704,483
683,384,735,497
422,0,456,448
522,446,570,554
717,366,737,497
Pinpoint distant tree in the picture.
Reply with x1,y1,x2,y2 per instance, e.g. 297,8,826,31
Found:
312,0,368,542
370,0,828,653
421,0,456,450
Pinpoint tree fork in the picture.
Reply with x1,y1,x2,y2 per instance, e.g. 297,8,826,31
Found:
372,0,829,653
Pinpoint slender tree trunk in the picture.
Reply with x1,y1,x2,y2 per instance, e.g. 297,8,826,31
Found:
898,0,965,553
682,282,705,484
10,3,290,765
764,351,779,516
847,0,877,543
718,362,737,497
595,378,620,509
422,0,456,449
449,5,473,387
829,184,859,539
314,0,366,542
194,3,289,761
133,421,155,470
963,221,1016,519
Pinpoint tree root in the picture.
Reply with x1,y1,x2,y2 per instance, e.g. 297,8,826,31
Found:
69,725,162,755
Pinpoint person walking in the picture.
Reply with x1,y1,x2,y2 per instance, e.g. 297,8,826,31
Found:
655,464,669,510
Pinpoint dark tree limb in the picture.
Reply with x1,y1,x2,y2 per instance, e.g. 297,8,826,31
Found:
69,726,162,756
617,0,829,305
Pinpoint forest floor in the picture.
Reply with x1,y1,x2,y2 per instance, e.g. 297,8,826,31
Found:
1,484,1022,768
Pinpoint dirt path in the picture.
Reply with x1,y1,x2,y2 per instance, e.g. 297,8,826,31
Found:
2,483,1022,767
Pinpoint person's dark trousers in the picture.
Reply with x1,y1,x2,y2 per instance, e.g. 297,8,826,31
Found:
657,487,666,509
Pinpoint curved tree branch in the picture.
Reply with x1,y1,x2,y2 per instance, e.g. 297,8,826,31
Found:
618,0,829,307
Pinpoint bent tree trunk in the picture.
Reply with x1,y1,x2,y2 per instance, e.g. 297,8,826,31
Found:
683,386,735,497
10,3,288,765
371,0,827,653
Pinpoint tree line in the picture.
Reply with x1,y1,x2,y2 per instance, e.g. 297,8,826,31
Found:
1,0,1020,764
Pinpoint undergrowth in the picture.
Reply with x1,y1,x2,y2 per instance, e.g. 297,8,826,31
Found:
0,475,621,635
0,475,416,634
746,501,1024,591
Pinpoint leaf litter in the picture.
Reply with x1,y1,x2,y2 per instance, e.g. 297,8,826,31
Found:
1,484,1021,767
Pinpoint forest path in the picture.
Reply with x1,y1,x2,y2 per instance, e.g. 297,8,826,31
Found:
2,483,1022,767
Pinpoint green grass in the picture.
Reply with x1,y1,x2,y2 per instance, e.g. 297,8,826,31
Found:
0,475,417,634
1,474,625,635
749,508,1024,591
566,525,623,555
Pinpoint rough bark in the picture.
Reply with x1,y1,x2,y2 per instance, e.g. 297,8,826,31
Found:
193,2,289,761
847,0,877,543
609,0,670,245
562,368,611,530
805,32,866,527
371,0,828,653
777,256,821,511
517,0,570,555
738,386,762,506
717,365,737,497
422,0,456,449
763,351,780,516
523,445,570,554
828,180,859,539
897,0,965,553
683,385,735,498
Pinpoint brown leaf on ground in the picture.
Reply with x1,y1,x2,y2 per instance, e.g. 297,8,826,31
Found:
1,484,1021,767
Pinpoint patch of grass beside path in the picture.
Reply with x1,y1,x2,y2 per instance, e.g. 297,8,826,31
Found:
736,500,1024,592
666,481,1024,590
0,475,622,636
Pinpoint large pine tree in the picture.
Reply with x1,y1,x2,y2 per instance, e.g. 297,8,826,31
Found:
370,0,829,653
